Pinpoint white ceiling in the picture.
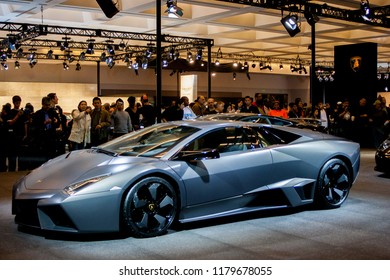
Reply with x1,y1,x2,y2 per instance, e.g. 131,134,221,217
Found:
0,0,389,69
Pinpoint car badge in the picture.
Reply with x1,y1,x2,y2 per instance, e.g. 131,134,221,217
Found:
350,56,362,72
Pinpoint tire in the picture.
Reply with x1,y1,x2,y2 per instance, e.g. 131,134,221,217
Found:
315,158,351,209
122,177,178,238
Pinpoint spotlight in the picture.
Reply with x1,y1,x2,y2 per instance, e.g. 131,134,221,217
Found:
233,61,238,67
14,61,20,69
162,57,169,68
233,72,237,80
0,51,7,61
1,62,8,70
361,0,372,21
304,12,319,26
76,62,81,71
46,49,54,59
251,63,256,68
63,61,69,70
187,51,193,63
60,37,70,51
196,48,203,60
165,0,184,18
79,52,86,61
141,57,148,69
243,61,249,69
16,48,23,59
281,14,300,37
132,59,139,70
29,58,37,68
119,40,126,50
279,64,284,70
6,48,13,59
106,41,115,55
215,60,220,66
100,52,107,62
384,74,389,80
377,73,382,80
106,56,115,69
8,35,18,50
86,39,95,54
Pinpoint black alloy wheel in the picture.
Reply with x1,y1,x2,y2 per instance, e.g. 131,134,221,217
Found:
123,177,177,238
315,158,351,209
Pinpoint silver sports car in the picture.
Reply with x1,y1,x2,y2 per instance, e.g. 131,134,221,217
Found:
12,121,360,238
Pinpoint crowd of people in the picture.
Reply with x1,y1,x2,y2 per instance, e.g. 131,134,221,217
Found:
1,92,389,172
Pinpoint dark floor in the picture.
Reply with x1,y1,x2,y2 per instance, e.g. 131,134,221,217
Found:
0,148,389,260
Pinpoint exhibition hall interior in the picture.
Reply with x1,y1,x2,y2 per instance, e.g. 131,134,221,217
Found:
0,0,389,260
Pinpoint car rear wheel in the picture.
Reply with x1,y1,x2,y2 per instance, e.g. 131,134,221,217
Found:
122,177,177,238
315,158,351,209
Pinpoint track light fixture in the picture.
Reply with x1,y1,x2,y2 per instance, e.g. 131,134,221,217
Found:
281,13,300,37
106,40,115,55
105,56,115,69
215,59,220,66
79,52,86,61
196,48,203,60
1,62,8,70
165,0,184,18
361,0,372,21
60,37,70,51
46,49,53,59
63,61,69,70
86,39,95,55
304,12,319,26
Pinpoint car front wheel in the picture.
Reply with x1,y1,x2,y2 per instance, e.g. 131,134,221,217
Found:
315,158,351,209
122,177,177,238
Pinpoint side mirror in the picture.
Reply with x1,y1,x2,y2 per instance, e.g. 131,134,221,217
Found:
176,149,220,162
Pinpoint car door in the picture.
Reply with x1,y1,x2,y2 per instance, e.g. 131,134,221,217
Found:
168,126,274,219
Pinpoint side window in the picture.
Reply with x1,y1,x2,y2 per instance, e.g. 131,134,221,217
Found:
183,127,253,154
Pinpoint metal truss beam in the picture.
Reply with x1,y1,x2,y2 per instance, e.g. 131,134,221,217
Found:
219,0,389,28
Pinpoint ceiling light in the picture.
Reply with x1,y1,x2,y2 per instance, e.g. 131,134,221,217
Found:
1,62,8,70
46,49,53,59
14,61,20,69
304,12,319,26
100,52,107,62
60,37,70,51
233,61,238,67
75,62,81,71
16,48,23,59
165,0,184,18
215,60,220,66
361,0,372,21
79,52,86,61
119,40,126,50
281,14,301,37
106,56,115,69
141,57,148,69
0,51,7,61
233,72,236,80
279,64,284,70
86,39,95,55
63,61,69,70
106,41,115,55
196,48,203,60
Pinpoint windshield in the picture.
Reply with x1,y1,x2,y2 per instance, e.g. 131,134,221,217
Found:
98,124,200,158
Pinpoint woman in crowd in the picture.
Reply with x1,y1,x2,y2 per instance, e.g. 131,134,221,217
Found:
68,100,91,150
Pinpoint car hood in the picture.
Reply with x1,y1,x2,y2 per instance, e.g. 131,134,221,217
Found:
24,149,158,191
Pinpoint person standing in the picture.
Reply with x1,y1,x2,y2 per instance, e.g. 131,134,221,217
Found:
90,97,111,146
181,96,197,120
191,95,206,117
125,96,140,130
240,96,259,113
31,96,57,166
68,100,91,150
204,98,217,115
6,95,26,171
111,98,132,138
138,94,156,128
268,101,288,118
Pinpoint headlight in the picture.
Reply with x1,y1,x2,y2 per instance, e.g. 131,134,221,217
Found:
378,139,390,152
64,174,110,195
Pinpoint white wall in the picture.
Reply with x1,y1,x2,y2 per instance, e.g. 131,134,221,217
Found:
0,61,310,112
